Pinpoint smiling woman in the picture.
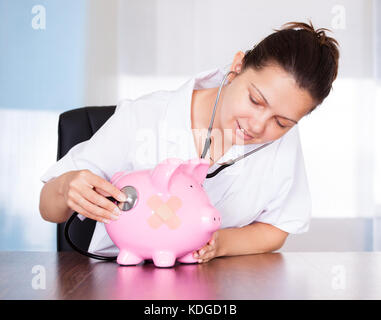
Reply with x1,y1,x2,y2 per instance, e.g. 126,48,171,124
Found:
188,21,340,262
191,20,340,164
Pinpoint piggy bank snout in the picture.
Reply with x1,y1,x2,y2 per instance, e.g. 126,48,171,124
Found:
201,206,221,231
212,211,221,227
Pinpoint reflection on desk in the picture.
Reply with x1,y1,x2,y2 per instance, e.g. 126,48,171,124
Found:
1,251,381,299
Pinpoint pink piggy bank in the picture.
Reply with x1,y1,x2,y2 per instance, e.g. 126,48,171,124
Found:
105,157,221,268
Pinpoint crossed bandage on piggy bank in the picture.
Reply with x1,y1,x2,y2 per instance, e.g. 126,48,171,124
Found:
146,195,182,230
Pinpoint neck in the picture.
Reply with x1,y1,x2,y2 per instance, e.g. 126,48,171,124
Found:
192,87,221,128
191,87,232,163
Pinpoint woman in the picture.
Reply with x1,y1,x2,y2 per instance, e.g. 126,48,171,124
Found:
39,21,340,263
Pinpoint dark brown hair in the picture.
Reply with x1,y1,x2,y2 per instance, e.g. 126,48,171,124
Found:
242,20,340,114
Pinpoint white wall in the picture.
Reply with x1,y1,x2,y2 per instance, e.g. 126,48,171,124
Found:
372,0,381,251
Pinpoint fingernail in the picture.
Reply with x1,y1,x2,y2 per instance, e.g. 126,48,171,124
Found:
198,259,202,263
110,214,120,221
199,250,205,255
119,194,127,202
193,253,199,258
114,207,121,215
103,218,110,224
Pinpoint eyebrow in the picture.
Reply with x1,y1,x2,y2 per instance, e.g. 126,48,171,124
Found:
250,82,298,124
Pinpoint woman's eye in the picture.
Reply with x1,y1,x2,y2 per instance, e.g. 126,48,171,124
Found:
276,119,286,129
249,94,287,129
249,96,260,105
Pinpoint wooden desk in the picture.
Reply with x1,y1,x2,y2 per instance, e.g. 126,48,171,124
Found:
1,251,380,300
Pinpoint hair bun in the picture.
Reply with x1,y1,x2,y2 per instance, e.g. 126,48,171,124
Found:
315,28,330,46
260,19,340,104
277,19,337,48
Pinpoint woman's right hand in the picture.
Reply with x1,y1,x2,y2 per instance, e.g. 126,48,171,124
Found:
61,169,127,223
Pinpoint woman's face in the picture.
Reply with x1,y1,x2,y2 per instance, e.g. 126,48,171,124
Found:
218,61,315,146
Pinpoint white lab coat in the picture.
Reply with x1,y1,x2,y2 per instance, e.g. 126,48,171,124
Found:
40,64,312,255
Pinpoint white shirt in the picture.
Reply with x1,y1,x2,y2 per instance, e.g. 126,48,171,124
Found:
40,64,312,255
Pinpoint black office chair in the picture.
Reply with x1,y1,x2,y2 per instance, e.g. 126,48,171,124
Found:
56,105,116,251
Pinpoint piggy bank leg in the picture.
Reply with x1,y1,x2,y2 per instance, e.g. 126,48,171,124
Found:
152,251,176,268
178,252,198,264
117,250,144,266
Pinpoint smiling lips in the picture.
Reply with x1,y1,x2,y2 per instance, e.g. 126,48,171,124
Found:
236,120,254,141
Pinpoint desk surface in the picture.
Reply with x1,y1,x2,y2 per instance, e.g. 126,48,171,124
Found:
1,251,381,300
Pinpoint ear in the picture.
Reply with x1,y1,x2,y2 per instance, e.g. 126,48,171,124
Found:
150,158,184,193
188,159,210,185
229,51,244,80
171,158,209,188
150,158,210,194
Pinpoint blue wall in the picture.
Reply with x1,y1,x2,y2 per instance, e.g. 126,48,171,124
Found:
0,0,86,110
0,0,88,251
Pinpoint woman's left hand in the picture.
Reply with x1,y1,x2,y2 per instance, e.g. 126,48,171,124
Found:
193,231,221,263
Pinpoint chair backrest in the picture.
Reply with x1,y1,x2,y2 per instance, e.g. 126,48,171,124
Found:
57,105,116,251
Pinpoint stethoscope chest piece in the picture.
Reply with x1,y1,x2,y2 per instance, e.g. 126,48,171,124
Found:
118,186,138,211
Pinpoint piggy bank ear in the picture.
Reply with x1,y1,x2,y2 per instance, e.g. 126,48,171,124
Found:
179,158,209,185
150,158,184,193
188,159,210,185
150,158,210,193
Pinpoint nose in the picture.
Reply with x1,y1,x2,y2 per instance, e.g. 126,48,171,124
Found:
206,206,221,224
212,214,221,226
248,106,269,136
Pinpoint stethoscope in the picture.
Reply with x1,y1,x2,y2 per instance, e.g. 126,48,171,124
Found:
201,70,274,179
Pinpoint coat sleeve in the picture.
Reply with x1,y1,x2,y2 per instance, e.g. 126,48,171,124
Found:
39,99,136,220
254,125,312,234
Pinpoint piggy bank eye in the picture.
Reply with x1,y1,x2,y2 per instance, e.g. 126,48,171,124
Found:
190,185,193,188
118,186,138,211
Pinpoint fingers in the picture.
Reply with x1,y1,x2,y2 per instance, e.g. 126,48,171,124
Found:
94,187,110,197
193,234,219,263
193,242,216,263
85,187,120,214
85,171,127,202
70,187,121,223
67,197,111,224
65,170,125,223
